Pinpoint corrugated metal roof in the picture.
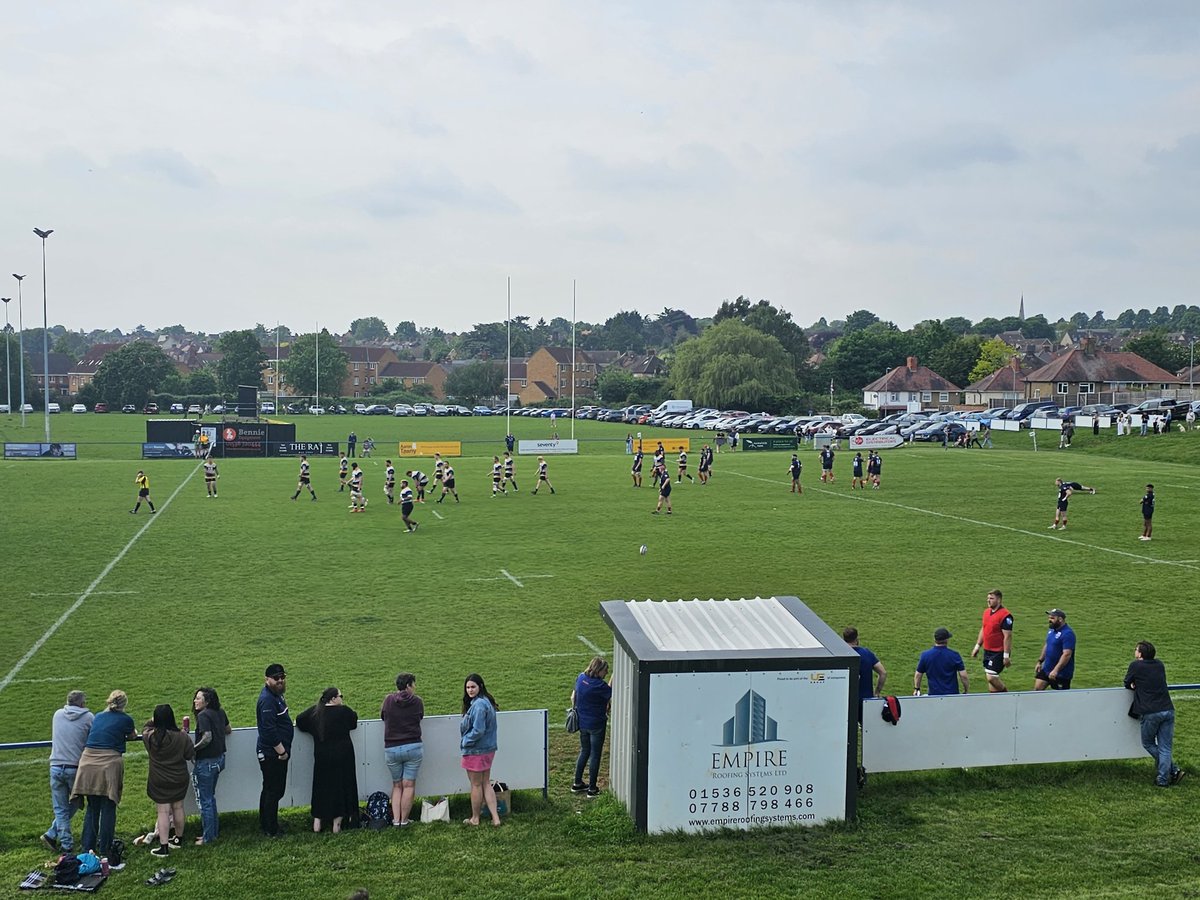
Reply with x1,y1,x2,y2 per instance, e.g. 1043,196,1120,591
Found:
625,597,821,652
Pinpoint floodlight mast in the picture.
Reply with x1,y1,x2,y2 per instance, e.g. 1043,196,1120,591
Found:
34,228,54,443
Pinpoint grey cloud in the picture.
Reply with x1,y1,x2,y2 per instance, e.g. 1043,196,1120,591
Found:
344,169,518,219
112,148,217,189
566,143,733,193
831,126,1020,186
380,24,534,75
1146,133,1200,172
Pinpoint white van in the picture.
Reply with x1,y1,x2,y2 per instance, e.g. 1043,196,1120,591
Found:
651,399,693,417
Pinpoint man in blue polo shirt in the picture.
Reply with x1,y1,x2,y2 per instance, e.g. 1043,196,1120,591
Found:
914,628,969,696
1034,608,1076,690
843,627,887,720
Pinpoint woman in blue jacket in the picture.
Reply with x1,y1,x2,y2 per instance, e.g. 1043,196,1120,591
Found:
570,657,612,797
459,673,501,826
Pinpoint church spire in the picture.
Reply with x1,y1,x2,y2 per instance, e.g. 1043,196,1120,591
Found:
1019,294,1025,320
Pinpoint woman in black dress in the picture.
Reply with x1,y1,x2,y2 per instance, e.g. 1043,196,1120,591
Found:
296,687,359,833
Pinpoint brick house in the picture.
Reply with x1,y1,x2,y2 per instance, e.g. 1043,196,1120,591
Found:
377,361,448,399
963,357,1028,407
518,347,597,405
342,346,402,397
861,357,962,412
1022,346,1180,405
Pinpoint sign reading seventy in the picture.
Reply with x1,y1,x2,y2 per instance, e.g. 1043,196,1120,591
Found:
742,435,799,452
517,439,578,455
398,441,462,458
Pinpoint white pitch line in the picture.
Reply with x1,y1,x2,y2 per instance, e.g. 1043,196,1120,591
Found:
0,464,202,694
8,676,80,684
500,569,524,587
726,470,1200,573
431,509,444,519
29,591,139,597
578,635,605,654
540,652,593,658
1162,484,1200,491
0,757,50,769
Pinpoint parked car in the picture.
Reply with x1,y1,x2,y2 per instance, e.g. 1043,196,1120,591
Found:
20,403,34,413
353,403,368,415
1129,398,1180,415
364,404,390,415
1008,400,1057,425
187,404,202,414
412,405,428,416
472,406,492,416
259,402,275,415
71,403,88,413
392,404,413,416
327,404,348,414
307,405,325,415
1078,403,1118,417
48,403,61,413
912,421,968,442
93,402,109,413
169,403,185,414
120,404,136,413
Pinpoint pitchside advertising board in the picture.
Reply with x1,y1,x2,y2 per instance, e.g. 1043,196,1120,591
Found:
635,437,690,454
517,439,579,455
647,670,849,832
4,442,77,459
741,435,798,452
276,442,339,456
847,434,905,450
398,441,462,458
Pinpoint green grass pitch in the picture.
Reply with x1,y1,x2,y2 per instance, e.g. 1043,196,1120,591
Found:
0,413,1196,898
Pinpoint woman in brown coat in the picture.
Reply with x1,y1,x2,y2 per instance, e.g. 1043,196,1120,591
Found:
142,704,195,859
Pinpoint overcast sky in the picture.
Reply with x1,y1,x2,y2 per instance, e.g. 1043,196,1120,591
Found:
2,1,1197,336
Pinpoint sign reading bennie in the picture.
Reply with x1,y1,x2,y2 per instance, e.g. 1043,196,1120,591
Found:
646,670,848,833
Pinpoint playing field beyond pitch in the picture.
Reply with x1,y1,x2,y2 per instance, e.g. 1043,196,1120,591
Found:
0,414,1196,899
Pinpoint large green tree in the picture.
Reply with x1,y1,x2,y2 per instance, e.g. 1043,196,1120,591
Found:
598,311,646,352
92,341,176,406
281,330,349,399
967,337,1015,384
444,361,504,404
596,367,637,404
670,320,798,409
714,297,811,380
824,322,911,391
349,317,390,343
1123,331,1187,373
216,330,268,397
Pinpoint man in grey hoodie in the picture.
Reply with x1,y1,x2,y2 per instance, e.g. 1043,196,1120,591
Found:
44,690,93,851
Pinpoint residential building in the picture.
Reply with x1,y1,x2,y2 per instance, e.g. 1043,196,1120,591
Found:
963,357,1027,408
518,347,597,406
342,346,402,397
861,357,963,412
1023,344,1180,405
377,361,448,399
68,342,127,394
30,352,74,399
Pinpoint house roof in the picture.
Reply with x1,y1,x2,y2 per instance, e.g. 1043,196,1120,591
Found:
342,346,394,363
965,364,1027,393
530,380,555,399
506,362,528,380
1024,349,1180,385
379,361,441,379
587,350,621,366
863,359,961,392
38,352,74,376
72,342,128,374
537,346,590,365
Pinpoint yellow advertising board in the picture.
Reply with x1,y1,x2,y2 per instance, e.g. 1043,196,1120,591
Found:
397,441,462,458
637,437,690,454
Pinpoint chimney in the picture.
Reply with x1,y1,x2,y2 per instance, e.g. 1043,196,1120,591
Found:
906,356,918,372
1081,336,1094,356
1009,356,1020,372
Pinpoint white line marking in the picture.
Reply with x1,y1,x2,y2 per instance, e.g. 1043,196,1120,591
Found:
540,652,593,658
1162,484,1200,491
726,470,1200,573
431,509,444,520
8,676,80,684
0,757,50,769
577,635,605,655
466,573,554,583
500,569,524,587
29,591,139,597
0,464,202,694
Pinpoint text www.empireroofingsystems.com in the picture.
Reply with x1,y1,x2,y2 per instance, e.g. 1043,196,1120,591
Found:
688,811,817,827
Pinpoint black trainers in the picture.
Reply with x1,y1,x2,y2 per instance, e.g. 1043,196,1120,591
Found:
150,844,170,857
585,788,601,798
570,783,587,794
40,834,57,852
1171,769,1186,785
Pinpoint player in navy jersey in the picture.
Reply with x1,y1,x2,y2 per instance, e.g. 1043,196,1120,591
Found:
291,456,317,501
349,463,367,512
819,446,835,483
867,452,881,489
653,468,672,514
851,452,865,490
438,464,459,503
384,461,396,504
491,456,506,496
1051,478,1073,530
698,445,713,484
338,454,349,491
532,456,556,494
399,481,418,532
631,450,644,488
789,454,803,494
502,452,519,492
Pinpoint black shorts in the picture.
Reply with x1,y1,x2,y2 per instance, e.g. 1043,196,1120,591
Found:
300,476,310,485
1034,667,1071,689
1057,501,1068,512
139,488,150,497
401,502,414,515
205,477,216,484
822,464,833,471
982,649,1006,676
443,478,455,489
538,474,548,480
660,481,672,497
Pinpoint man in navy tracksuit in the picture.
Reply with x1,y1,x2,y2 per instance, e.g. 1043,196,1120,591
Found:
256,663,293,837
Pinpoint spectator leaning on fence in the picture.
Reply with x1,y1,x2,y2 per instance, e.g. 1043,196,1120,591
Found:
43,690,93,853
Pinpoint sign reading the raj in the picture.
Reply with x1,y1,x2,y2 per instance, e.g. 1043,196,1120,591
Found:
517,439,578,455
646,670,848,833
397,441,462,458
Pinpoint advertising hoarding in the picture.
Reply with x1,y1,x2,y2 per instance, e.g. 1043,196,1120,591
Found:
846,434,905,450
220,423,268,457
4,442,77,459
741,435,799,452
142,443,199,459
276,441,339,456
398,441,463,458
517,439,579,455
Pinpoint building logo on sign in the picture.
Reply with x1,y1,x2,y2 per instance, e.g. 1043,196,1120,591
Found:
721,690,780,746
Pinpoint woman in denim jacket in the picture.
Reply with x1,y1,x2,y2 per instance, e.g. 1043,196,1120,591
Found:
459,673,501,826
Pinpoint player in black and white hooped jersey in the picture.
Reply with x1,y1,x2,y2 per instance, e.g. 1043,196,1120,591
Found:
491,456,506,496
697,444,713,485
399,480,419,532
432,453,446,490
502,452,519,493
384,460,396,504
405,469,429,502
349,462,367,513
291,456,317,501
203,459,219,498
438,463,459,503
532,456,555,494
338,454,350,491
676,449,694,484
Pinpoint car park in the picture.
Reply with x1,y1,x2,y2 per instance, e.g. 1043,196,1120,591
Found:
94,402,109,413
259,402,275,414
912,421,968,442
188,404,202,414
353,403,368,415
120,404,135,414
308,405,325,415
48,403,61,413
1078,403,1117,417
20,403,34,413
169,403,185,414
1129,398,1180,415
71,403,87,413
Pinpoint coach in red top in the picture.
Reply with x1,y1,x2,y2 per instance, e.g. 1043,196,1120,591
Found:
971,589,1014,692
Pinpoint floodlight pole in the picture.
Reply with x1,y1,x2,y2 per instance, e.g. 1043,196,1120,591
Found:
314,323,320,410
506,277,511,435
2,298,10,415
571,279,576,441
275,323,280,413
13,274,27,427
34,228,54,443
